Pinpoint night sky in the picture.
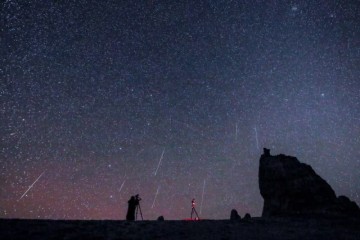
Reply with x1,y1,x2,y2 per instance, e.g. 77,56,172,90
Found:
1,0,359,220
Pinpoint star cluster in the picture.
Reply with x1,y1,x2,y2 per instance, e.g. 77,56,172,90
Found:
1,0,359,220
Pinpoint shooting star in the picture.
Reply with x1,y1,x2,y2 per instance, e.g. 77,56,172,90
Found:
151,185,160,208
119,179,126,193
172,119,201,133
118,172,127,195
18,171,45,201
235,123,238,141
254,126,259,150
154,148,165,176
200,179,206,214
136,148,144,156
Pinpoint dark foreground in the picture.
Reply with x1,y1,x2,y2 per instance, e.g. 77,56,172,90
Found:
1,217,359,240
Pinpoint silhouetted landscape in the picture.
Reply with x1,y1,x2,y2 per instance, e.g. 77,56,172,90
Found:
1,150,359,239
1,217,359,240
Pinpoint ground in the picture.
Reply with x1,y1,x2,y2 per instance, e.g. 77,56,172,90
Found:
0,217,359,240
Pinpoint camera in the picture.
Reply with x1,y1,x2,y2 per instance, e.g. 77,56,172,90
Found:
135,194,141,201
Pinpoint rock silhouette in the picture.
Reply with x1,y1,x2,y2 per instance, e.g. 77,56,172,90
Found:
259,148,360,218
230,209,241,221
244,213,251,220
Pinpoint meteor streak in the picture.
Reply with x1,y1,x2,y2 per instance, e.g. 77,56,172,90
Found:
119,179,126,193
172,119,201,133
235,123,238,141
200,179,206,214
154,148,165,176
136,148,144,156
119,173,127,194
18,171,45,201
151,185,160,208
254,126,259,150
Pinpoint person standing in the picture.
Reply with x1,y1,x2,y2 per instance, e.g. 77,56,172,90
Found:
126,196,137,220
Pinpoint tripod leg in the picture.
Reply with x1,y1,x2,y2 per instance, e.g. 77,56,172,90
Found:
135,206,138,220
193,208,199,219
138,204,143,220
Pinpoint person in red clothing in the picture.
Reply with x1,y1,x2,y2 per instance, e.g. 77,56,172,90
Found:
191,198,199,220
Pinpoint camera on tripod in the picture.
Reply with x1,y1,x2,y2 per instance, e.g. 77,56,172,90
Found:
135,194,141,202
135,194,143,220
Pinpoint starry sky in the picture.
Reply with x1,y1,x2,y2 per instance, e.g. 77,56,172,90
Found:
1,0,359,220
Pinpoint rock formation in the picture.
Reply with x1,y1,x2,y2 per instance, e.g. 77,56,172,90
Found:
157,216,165,221
243,213,251,220
259,148,360,218
230,209,241,221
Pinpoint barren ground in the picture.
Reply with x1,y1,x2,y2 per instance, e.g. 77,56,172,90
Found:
0,217,359,240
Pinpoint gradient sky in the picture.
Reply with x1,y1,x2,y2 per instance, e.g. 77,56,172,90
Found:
1,0,359,220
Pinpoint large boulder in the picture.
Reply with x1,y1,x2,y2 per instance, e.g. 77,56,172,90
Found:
259,148,360,218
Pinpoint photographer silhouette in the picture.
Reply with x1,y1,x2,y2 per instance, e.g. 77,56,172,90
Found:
126,196,136,221
126,194,143,221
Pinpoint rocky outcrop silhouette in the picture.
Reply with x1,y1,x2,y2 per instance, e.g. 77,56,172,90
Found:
157,216,165,221
259,148,360,218
244,213,251,220
230,209,241,221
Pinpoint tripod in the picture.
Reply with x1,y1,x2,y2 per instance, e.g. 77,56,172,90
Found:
135,203,143,220
191,199,200,220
